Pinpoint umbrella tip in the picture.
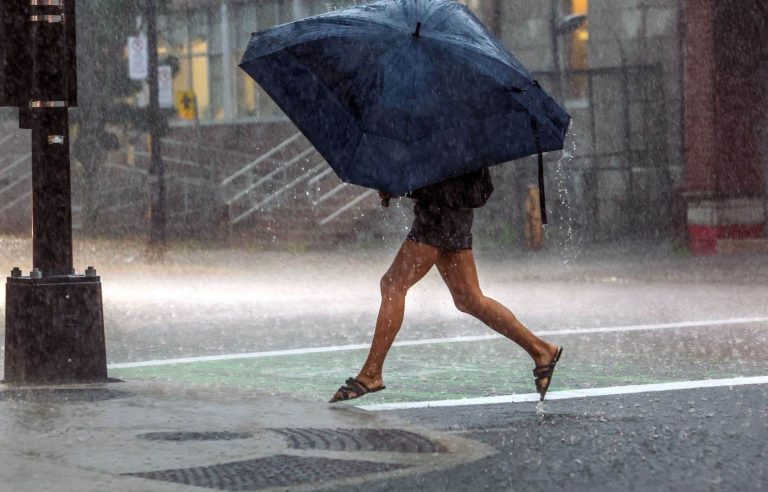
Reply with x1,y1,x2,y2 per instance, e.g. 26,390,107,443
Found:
413,22,422,38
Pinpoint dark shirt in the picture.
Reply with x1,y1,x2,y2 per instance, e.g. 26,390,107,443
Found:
406,168,494,208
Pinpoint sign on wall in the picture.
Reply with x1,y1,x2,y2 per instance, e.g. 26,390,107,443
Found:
158,65,173,108
176,90,197,120
128,36,148,80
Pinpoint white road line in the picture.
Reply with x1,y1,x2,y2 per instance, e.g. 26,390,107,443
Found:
357,375,768,411
107,316,768,369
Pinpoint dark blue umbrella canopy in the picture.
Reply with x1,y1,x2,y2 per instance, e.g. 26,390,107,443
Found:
239,0,570,196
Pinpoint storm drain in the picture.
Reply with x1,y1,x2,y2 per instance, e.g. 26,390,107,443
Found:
272,428,447,454
125,454,410,490
0,388,131,403
138,431,254,442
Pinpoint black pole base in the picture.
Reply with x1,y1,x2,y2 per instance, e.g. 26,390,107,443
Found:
4,274,107,385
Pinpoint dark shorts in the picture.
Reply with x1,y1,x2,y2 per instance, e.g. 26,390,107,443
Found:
406,201,474,252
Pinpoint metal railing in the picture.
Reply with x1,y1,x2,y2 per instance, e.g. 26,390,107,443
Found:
0,152,31,217
319,189,377,226
0,190,31,214
220,132,303,186
230,160,325,225
225,146,315,206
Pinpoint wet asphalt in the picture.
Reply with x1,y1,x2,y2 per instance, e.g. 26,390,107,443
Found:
358,384,768,491
2,240,768,490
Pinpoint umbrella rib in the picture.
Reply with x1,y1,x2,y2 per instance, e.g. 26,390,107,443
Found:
344,131,366,182
241,18,401,63
281,48,363,132
361,98,530,145
421,36,530,87
361,106,532,147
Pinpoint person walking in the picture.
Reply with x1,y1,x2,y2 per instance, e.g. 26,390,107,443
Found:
330,169,563,403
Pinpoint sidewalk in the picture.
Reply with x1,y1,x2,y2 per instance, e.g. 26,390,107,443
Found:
0,380,491,492
2,236,768,287
471,239,768,286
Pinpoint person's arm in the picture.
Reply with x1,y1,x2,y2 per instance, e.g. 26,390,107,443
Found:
378,191,398,208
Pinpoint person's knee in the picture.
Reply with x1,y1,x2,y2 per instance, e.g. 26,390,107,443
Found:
380,274,406,299
453,292,485,314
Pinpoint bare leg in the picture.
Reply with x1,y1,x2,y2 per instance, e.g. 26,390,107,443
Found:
330,240,439,401
436,249,560,388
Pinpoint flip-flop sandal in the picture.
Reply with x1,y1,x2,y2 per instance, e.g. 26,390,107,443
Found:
533,346,563,401
329,377,385,403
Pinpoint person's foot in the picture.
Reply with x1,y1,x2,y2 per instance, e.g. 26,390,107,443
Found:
329,377,385,403
532,343,563,400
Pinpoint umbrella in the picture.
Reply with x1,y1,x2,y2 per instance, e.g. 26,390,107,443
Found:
239,0,570,223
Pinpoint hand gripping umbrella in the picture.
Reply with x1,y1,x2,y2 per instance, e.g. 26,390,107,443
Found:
239,0,570,223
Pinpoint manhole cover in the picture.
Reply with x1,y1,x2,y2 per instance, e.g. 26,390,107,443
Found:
272,428,447,453
138,431,254,442
125,454,410,490
0,388,131,403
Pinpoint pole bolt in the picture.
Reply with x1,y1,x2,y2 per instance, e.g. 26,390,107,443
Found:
47,135,65,145
30,268,42,279
85,266,97,277
10,267,22,278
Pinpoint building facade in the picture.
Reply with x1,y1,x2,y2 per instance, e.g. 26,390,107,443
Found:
153,0,691,245
1,0,765,251
680,0,767,254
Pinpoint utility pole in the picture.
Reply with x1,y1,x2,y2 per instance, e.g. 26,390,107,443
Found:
1,0,107,383
147,0,166,249
550,0,564,102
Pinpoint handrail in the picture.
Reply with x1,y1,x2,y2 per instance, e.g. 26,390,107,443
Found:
314,182,347,205
0,190,31,214
225,146,315,205
0,133,15,148
319,189,376,226
0,153,31,179
232,162,326,225
0,173,31,196
220,132,303,186
307,167,334,185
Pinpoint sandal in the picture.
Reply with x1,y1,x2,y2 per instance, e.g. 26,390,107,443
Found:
329,377,385,403
533,346,563,401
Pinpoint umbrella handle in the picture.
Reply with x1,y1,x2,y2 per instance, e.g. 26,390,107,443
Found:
413,22,422,38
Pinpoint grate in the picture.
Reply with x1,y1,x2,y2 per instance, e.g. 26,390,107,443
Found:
138,431,254,442
125,454,410,490
0,388,131,403
272,428,447,454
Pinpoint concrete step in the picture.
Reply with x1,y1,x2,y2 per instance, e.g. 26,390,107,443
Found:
717,238,768,254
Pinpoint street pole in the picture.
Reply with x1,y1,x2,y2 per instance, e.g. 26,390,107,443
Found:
147,0,166,249
2,0,107,384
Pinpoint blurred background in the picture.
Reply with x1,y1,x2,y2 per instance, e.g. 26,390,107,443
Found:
0,0,766,256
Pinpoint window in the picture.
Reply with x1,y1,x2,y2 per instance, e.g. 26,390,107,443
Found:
160,1,369,124
159,8,214,121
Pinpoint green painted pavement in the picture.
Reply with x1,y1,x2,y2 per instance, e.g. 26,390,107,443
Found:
109,333,768,405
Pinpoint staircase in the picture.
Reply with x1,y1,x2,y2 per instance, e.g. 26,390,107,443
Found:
114,127,380,243
0,114,382,243
218,132,380,244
